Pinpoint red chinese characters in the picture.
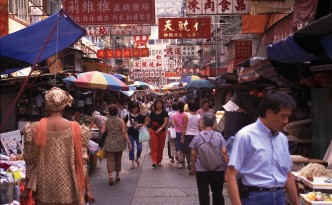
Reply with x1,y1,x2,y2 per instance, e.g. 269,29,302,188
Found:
123,48,131,58
234,40,252,58
186,0,249,15
97,50,105,58
140,48,149,57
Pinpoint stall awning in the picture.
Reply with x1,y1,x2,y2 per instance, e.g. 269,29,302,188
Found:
0,9,85,74
266,14,332,64
249,57,290,86
266,35,323,64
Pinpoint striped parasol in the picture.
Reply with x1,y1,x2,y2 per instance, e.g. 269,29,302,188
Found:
73,71,129,91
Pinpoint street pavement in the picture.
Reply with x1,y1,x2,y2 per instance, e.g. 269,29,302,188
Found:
89,142,231,205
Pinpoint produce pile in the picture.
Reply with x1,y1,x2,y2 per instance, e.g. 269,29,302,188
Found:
299,163,332,178
306,192,332,202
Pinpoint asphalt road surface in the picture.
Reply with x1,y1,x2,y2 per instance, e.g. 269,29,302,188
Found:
88,142,231,205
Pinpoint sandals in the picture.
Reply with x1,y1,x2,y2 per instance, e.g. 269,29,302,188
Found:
85,191,95,204
130,164,135,169
108,177,114,185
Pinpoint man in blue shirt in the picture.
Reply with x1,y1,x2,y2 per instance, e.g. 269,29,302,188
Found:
225,91,300,205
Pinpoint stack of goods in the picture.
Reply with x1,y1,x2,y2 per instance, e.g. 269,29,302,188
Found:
0,154,26,204
305,192,332,202
299,163,332,181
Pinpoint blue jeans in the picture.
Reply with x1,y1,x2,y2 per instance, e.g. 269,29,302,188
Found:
242,190,285,205
175,132,183,152
129,135,142,161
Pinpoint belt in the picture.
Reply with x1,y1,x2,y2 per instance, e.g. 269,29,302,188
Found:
248,186,283,192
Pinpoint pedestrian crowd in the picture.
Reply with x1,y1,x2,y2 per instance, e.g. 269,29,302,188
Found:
21,87,300,205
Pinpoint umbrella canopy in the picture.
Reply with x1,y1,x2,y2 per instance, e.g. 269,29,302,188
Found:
185,79,213,90
133,81,150,87
181,75,201,86
162,82,180,91
112,73,126,82
74,71,129,91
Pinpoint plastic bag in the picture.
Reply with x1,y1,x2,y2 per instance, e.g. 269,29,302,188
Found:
96,149,106,159
139,126,150,142
168,127,176,139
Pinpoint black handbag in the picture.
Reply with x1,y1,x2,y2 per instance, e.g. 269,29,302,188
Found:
98,131,107,147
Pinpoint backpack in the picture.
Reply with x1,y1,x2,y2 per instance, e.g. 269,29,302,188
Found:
198,131,223,171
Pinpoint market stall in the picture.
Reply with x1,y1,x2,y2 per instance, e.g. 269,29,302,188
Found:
291,163,332,204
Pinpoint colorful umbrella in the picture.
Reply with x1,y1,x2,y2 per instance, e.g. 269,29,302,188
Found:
185,79,212,90
180,75,200,86
162,82,180,91
133,81,150,87
74,71,129,91
112,73,127,82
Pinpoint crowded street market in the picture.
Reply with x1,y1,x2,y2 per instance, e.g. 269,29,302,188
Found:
1,0,332,205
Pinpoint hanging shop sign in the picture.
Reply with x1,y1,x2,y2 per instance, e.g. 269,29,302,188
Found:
134,36,149,48
64,0,155,25
165,72,178,77
234,40,252,58
110,25,151,36
186,0,249,15
97,48,150,58
0,0,8,37
165,46,182,58
132,60,162,70
84,26,110,36
158,17,211,39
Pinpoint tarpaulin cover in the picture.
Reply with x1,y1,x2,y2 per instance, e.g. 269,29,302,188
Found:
0,9,85,74
266,35,321,64
320,35,332,60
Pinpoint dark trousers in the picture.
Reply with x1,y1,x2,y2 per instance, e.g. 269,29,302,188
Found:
196,171,225,205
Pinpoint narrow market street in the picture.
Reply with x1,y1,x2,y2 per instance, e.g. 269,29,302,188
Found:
89,143,231,205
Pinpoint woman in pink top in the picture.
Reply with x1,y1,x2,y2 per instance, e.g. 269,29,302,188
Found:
171,101,187,169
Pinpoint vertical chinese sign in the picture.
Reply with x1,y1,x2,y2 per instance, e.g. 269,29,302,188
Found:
234,40,252,59
64,0,155,25
186,0,249,15
0,0,8,37
158,17,211,39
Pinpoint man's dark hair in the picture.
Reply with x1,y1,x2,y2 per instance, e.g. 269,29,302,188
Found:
257,91,296,117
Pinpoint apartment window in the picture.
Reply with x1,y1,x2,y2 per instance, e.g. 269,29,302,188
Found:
9,0,29,22
30,0,42,6
46,1,61,15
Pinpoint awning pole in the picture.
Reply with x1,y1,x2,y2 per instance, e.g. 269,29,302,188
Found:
0,13,62,131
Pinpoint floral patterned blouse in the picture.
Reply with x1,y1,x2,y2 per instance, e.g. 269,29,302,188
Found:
103,116,126,152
